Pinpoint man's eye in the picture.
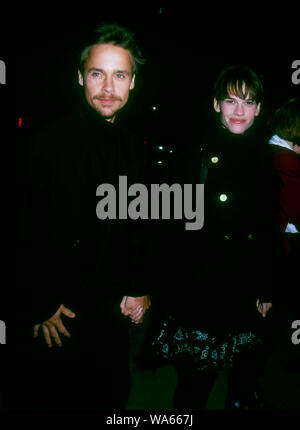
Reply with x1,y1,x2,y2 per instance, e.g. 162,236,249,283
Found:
91,72,102,78
245,100,255,105
116,73,126,79
224,99,234,103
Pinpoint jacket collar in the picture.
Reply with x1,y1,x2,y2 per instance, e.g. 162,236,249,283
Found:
268,134,294,152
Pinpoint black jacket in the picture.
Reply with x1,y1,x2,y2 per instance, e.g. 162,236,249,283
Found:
19,100,150,324
158,121,284,332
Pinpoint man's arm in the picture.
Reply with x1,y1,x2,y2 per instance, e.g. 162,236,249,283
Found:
21,131,63,324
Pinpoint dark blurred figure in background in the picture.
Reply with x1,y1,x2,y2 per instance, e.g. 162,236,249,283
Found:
267,98,300,372
3,23,151,410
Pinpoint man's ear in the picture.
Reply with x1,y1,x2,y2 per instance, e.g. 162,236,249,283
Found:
130,74,135,90
255,102,261,117
78,70,84,86
213,98,221,113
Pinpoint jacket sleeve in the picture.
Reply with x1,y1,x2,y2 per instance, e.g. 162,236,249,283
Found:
121,136,152,298
256,148,285,304
20,132,62,324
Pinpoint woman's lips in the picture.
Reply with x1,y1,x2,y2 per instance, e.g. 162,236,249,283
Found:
230,118,246,124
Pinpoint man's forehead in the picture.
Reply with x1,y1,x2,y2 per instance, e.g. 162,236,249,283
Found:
85,44,133,71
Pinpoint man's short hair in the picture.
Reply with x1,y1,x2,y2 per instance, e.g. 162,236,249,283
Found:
78,23,145,75
273,98,300,145
214,65,263,104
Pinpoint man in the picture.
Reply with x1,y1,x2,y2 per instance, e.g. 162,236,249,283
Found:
6,23,150,410
159,66,283,409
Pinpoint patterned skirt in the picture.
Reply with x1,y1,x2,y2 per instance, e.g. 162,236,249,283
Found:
152,315,262,372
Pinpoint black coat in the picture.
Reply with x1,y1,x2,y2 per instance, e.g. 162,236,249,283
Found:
19,100,149,325
158,122,284,333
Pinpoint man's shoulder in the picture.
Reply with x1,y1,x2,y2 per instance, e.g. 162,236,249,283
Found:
27,112,70,140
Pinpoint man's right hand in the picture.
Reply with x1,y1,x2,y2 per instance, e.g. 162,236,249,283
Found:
33,304,76,348
120,295,151,324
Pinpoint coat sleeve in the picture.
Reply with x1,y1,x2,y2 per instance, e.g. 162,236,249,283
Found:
121,136,152,298
255,148,286,304
19,132,62,324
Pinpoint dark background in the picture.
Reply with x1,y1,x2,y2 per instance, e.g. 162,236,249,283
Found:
0,5,299,416
1,4,299,261
1,5,299,141
0,5,299,290
0,6,299,218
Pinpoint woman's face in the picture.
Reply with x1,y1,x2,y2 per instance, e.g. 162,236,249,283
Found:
214,94,261,135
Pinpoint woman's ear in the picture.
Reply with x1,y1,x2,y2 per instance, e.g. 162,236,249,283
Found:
255,102,261,117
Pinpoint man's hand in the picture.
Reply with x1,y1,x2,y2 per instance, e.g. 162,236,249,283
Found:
33,304,76,348
256,299,272,318
120,295,151,324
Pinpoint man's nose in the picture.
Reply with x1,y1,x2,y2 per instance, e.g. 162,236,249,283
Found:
102,75,114,93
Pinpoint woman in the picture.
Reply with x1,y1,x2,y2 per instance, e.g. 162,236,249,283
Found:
151,66,283,409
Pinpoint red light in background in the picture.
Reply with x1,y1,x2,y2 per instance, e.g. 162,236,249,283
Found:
143,140,148,145
18,117,23,128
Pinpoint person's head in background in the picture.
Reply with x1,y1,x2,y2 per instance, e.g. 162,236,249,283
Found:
78,23,145,122
271,98,300,154
213,66,263,135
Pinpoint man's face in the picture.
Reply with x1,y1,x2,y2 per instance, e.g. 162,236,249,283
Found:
78,44,135,122
214,94,261,134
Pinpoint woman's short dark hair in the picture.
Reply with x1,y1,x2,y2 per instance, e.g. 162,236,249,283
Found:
78,23,145,75
214,65,263,104
273,98,300,145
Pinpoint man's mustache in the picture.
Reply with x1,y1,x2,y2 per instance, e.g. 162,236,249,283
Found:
93,94,122,101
